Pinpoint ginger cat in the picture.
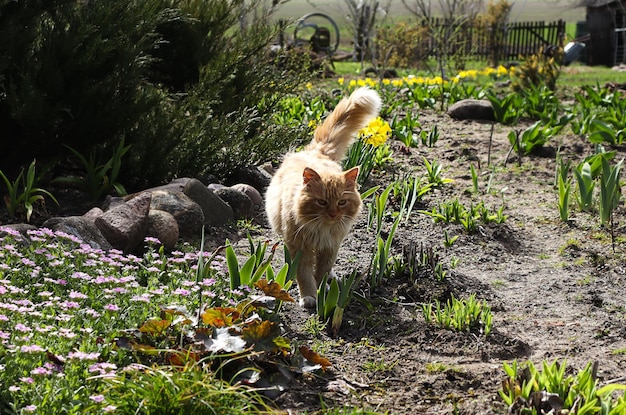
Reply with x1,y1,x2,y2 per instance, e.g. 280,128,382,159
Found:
265,87,382,307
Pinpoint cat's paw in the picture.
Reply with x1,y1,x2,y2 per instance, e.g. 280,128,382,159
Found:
299,296,317,309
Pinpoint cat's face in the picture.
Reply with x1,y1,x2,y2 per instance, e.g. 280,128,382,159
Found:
298,167,362,225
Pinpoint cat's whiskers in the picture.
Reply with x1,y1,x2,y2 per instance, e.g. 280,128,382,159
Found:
294,215,322,238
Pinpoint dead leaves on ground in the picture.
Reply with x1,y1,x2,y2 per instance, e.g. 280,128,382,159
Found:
112,278,330,398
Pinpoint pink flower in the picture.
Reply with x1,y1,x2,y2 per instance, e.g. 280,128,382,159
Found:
104,304,119,312
23,405,36,412
172,288,190,296
89,394,105,403
20,344,45,353
20,377,34,384
67,351,100,361
68,291,88,300
103,405,117,412
15,323,31,333
59,301,80,310
30,366,52,376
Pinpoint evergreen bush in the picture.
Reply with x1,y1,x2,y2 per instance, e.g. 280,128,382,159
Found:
0,0,311,193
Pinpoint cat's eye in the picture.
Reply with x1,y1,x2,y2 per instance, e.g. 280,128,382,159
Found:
316,199,327,206
337,199,347,206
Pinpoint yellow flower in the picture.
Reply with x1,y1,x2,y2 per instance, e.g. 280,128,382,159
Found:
306,82,313,90
358,117,391,147
338,77,345,86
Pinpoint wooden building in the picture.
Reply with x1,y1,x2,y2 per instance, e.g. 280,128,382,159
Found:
583,0,626,66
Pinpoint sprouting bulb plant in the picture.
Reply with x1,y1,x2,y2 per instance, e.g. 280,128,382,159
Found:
0,160,58,222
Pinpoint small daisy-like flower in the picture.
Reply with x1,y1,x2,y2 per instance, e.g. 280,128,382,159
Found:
20,344,45,353
67,351,100,361
89,394,105,403
104,304,119,312
103,405,117,413
30,366,52,376
172,288,190,296
144,236,161,245
68,291,88,300
15,323,31,333
23,405,36,412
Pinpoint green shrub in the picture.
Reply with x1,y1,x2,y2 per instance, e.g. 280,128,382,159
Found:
0,0,162,177
0,0,311,192
376,22,430,69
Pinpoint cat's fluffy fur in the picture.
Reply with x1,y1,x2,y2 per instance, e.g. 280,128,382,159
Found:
265,87,382,307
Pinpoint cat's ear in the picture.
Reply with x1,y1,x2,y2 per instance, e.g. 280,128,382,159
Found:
344,166,360,183
303,167,321,185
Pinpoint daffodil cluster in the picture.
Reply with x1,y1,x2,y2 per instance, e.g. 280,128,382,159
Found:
358,117,391,147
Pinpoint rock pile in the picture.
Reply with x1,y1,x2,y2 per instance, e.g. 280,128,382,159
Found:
0,166,269,253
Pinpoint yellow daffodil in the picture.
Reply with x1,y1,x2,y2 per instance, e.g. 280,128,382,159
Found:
358,117,391,147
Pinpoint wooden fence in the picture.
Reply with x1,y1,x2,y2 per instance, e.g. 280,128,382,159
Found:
419,18,566,62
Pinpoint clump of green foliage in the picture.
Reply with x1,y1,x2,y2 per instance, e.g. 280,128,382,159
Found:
376,22,430,69
511,46,564,92
0,0,311,193
500,360,626,414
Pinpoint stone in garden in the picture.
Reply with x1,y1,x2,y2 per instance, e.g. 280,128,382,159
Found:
144,177,192,194
150,189,205,235
230,165,272,191
231,183,263,206
43,216,113,251
95,191,151,252
208,183,227,192
214,187,254,219
258,161,276,176
447,99,495,121
83,207,103,223
146,209,179,250
181,179,234,228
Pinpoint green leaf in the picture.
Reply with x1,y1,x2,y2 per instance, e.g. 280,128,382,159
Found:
225,242,240,290
324,278,340,320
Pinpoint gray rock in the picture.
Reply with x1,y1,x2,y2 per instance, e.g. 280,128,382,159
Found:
447,99,495,121
150,189,205,236
231,183,263,206
214,187,254,219
83,207,103,223
144,177,192,194
95,191,151,252
43,216,113,251
208,183,227,192
182,179,234,227
231,165,272,190
146,209,179,250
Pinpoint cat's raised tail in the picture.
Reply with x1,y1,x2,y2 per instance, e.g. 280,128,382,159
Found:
305,87,382,162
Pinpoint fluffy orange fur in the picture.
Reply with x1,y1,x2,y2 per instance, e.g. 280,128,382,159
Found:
265,87,382,307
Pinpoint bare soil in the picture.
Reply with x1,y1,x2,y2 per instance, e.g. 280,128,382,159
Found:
240,108,626,414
